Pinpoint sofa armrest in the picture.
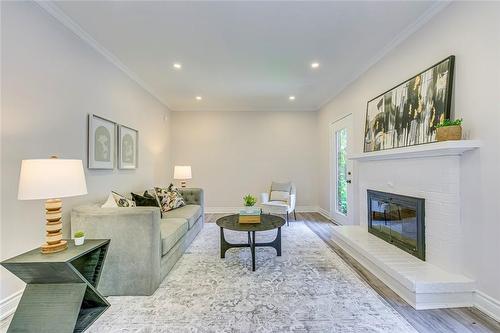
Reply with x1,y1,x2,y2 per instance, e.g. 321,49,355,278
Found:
260,192,270,204
180,188,204,210
71,205,162,296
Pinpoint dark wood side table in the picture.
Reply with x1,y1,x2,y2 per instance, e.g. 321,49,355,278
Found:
1,239,110,333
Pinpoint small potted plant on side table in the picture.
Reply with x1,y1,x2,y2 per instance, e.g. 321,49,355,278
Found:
436,118,463,141
74,231,85,246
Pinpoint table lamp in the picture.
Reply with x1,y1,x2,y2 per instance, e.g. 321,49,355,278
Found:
174,165,192,188
18,157,87,254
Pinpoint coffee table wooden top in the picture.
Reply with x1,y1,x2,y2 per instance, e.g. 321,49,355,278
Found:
216,214,285,232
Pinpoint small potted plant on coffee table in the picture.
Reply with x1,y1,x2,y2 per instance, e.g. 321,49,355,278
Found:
436,118,463,141
240,194,261,222
243,194,257,207
74,230,85,246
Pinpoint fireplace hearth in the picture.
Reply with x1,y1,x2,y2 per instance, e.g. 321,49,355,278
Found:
367,190,425,260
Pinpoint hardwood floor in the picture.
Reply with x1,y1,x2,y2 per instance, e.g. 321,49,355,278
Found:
206,212,500,333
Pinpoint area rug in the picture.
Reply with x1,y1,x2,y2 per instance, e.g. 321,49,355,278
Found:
88,222,417,333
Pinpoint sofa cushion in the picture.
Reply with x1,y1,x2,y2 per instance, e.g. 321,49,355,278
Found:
162,205,202,229
160,218,188,256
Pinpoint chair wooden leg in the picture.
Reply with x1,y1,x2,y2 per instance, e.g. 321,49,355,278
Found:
293,210,297,220
286,212,289,226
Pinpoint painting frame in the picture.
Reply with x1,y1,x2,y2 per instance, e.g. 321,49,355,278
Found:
363,56,455,153
118,124,138,170
88,114,116,169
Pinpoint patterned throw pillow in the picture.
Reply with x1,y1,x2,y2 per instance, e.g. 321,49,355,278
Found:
155,184,185,213
131,191,159,207
111,191,136,207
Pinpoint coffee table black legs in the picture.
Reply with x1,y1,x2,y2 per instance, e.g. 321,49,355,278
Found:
220,227,249,259
219,227,282,271
256,227,281,257
251,231,256,271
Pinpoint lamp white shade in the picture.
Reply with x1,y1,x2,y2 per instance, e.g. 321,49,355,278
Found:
173,165,192,180
18,159,88,200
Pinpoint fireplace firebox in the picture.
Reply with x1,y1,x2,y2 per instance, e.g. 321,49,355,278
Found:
367,190,425,260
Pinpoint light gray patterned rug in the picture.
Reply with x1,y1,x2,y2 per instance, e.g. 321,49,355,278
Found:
89,222,416,333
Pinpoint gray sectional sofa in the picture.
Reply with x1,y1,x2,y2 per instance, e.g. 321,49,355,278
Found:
71,188,204,296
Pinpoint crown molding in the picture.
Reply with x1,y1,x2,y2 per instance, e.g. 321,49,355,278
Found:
35,1,172,110
316,1,452,111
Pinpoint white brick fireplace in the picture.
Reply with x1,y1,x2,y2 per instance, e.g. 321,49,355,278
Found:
331,140,481,309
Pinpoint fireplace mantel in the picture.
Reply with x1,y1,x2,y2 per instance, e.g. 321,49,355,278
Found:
348,140,480,162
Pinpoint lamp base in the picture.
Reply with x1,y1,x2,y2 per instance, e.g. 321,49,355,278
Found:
41,240,68,254
180,181,187,188
41,198,67,254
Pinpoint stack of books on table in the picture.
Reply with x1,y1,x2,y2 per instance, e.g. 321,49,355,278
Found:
239,207,262,224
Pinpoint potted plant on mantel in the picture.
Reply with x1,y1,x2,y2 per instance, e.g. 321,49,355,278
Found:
436,118,463,141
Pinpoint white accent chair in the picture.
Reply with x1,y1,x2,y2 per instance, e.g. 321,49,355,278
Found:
260,182,296,226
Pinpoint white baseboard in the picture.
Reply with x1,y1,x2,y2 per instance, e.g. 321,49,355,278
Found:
317,207,332,221
0,290,22,328
475,290,500,322
205,206,318,214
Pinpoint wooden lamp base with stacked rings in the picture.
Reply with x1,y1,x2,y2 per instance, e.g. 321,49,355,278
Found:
41,198,67,254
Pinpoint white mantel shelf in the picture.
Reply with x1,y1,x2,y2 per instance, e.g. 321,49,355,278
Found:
348,140,481,161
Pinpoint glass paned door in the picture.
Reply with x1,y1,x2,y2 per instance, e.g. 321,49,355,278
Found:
330,114,354,225
336,128,348,215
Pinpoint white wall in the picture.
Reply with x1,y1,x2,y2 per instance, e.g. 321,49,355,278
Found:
317,1,500,304
171,111,318,210
0,2,171,305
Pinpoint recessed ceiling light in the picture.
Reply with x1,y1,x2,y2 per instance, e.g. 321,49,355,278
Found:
311,62,320,69
173,63,182,69
195,96,202,100
289,96,296,101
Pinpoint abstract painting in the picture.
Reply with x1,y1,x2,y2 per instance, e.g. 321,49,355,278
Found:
118,125,138,169
364,56,455,152
88,114,116,169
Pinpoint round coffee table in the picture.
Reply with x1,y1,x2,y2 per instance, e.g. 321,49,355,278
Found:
216,214,285,271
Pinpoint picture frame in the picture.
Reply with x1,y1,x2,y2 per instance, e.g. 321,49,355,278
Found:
88,114,116,169
363,56,455,152
118,124,138,169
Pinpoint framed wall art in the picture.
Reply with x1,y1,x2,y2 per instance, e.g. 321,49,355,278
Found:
118,125,138,169
88,114,116,169
363,56,455,152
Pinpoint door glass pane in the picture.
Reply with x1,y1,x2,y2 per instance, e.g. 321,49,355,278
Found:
336,128,348,215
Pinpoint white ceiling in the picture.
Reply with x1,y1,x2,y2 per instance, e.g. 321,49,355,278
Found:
51,1,444,112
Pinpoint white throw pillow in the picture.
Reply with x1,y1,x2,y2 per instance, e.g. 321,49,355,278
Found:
101,193,118,208
101,192,136,208
270,190,289,202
